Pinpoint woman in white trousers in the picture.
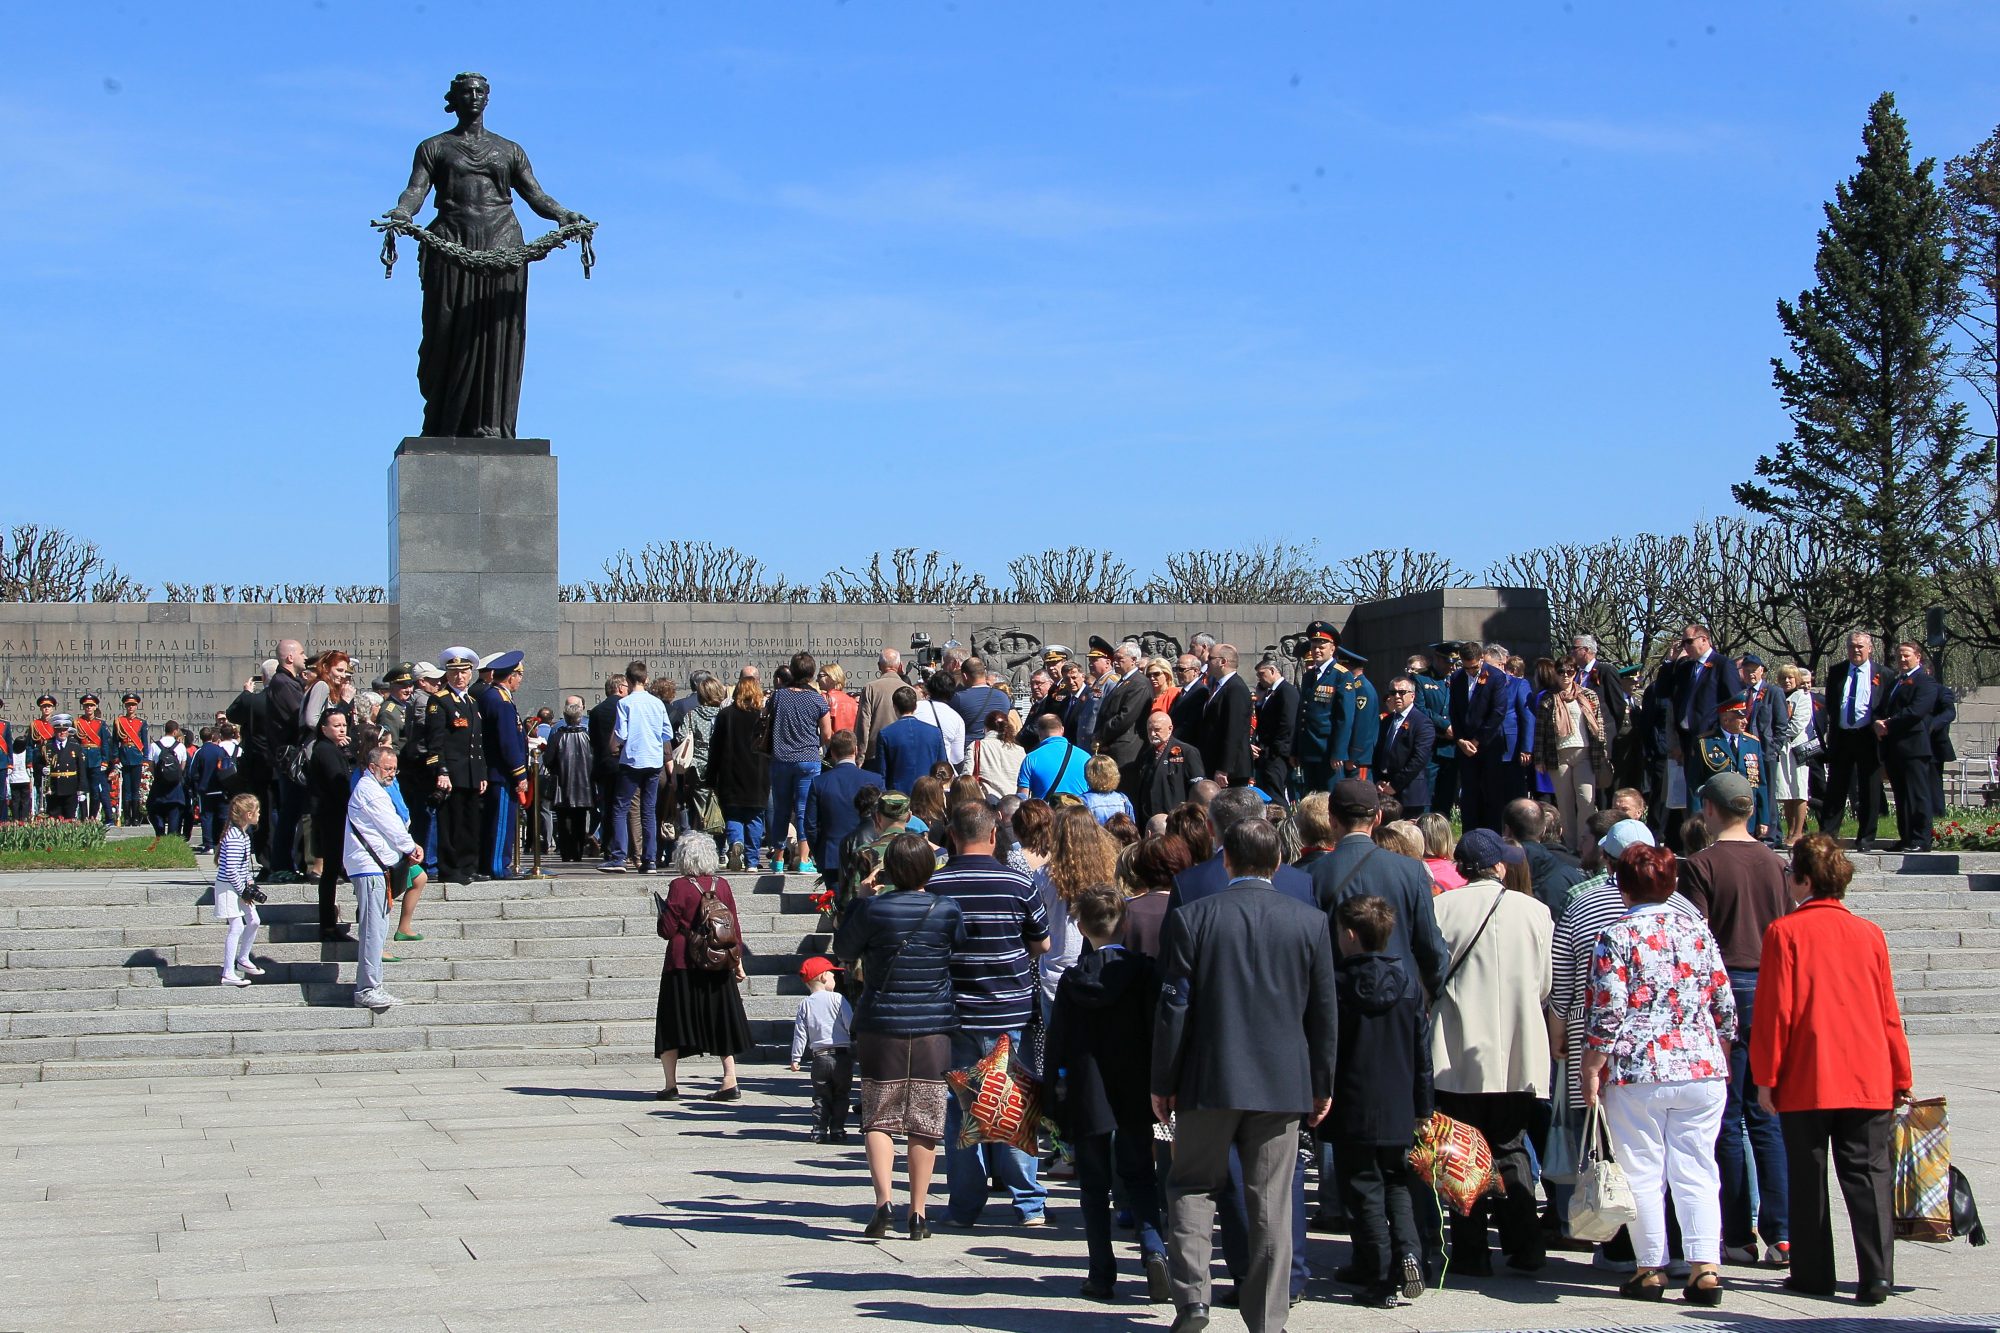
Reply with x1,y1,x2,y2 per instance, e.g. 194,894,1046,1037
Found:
1582,842,1740,1305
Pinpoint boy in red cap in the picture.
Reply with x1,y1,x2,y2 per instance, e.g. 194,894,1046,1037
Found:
790,956,855,1142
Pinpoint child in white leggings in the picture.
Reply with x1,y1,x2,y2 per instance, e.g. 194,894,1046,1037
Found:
215,793,266,987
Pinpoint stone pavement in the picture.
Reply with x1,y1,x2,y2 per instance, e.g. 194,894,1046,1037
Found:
3,1039,1997,1332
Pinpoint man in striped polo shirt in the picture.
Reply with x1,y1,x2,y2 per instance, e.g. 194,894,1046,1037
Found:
929,800,1053,1228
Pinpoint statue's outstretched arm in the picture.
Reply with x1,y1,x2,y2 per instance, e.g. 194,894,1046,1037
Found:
389,146,433,223
515,152,585,226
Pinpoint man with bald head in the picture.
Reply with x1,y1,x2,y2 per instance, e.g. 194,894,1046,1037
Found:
1200,645,1254,788
256,639,310,882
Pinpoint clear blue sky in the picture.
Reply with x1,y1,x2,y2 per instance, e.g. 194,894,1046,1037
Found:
6,2,1997,592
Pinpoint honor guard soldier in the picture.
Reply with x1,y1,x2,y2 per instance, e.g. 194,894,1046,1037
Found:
30,696,57,746
376,663,417,748
1290,620,1346,796
74,695,111,821
400,663,446,873
425,648,487,885
1075,635,1116,751
479,650,530,880
1336,646,1380,781
113,694,150,826
40,714,87,820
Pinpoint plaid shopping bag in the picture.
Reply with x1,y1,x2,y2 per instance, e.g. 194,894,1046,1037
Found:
1894,1096,1953,1243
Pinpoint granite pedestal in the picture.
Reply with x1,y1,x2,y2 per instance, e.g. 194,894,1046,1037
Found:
389,436,558,709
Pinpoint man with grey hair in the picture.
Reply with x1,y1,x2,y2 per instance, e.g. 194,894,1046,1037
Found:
855,648,904,766
345,744,421,1011
1820,629,1887,849
1570,633,1626,796
1096,639,1155,781
261,638,309,883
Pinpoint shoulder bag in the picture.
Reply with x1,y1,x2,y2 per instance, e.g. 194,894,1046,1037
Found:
1441,882,1507,991
858,892,943,1000
1567,1101,1637,1241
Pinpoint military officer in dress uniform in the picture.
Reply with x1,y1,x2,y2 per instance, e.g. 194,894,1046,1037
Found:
1337,646,1380,782
1409,647,1456,818
40,714,87,819
479,650,530,880
400,663,446,874
73,695,111,821
113,693,149,826
28,696,57,816
1699,693,1772,842
376,663,417,748
425,648,487,885
1291,620,1346,796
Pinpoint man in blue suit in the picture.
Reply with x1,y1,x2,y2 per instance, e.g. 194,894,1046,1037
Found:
804,729,882,879
1167,785,1313,1309
479,651,530,879
1877,641,1942,852
1668,623,1743,810
1373,676,1436,814
867,686,946,794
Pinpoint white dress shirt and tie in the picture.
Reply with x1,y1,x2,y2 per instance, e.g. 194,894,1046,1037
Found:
1819,656,1884,846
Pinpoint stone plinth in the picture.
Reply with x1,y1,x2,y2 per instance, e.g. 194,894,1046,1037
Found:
389,437,558,710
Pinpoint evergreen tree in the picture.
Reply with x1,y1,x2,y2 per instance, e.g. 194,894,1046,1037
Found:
1734,92,1993,643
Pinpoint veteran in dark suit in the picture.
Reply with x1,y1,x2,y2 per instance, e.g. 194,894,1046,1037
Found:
1875,642,1941,852
1820,631,1890,849
1153,816,1337,1333
1134,711,1205,825
1096,638,1155,782
1373,675,1437,815
424,647,488,885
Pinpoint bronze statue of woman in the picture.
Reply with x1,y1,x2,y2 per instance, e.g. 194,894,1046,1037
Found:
387,72,587,440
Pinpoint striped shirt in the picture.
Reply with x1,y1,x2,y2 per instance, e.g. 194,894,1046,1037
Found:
928,853,1051,1034
215,826,253,895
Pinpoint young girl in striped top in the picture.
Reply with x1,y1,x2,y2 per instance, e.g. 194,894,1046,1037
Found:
215,793,266,987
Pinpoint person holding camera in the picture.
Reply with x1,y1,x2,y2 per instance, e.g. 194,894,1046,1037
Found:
343,744,423,1012
214,793,269,988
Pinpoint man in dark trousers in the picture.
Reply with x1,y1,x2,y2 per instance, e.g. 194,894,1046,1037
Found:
1456,647,1515,833
1153,816,1337,1333
1249,655,1298,803
1373,676,1436,815
1876,641,1941,853
587,675,628,855
1309,781,1448,994
424,647,488,885
1821,630,1888,849
1199,644,1254,789
479,651,530,879
1135,710,1205,826
262,641,308,883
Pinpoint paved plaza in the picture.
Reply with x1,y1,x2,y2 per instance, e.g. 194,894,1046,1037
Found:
1,1038,1995,1332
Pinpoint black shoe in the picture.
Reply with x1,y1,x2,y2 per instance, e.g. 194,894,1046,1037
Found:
1144,1251,1172,1304
1168,1304,1209,1333
1856,1279,1892,1306
830,1128,850,1144
908,1213,931,1241
1211,1286,1238,1308
319,926,354,943
1334,1264,1371,1285
709,1085,741,1102
811,1128,829,1143
1289,1291,1304,1308
1783,1275,1835,1297
1506,1251,1547,1273
1855,839,1878,852
1684,1271,1724,1306
1357,1283,1400,1308
451,874,473,885
863,1204,893,1239
1308,1211,1347,1234
1454,1250,1495,1278
1079,1277,1114,1301
1400,1253,1425,1301
654,1086,679,1101
471,872,492,882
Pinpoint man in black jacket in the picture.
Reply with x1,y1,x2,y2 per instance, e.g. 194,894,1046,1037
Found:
1134,711,1205,826
1096,640,1155,783
1667,623,1743,803
1373,676,1436,814
587,675,628,855
1308,780,1448,995
261,639,308,883
1876,641,1941,852
1249,656,1298,804
1154,817,1336,1333
1199,645,1254,789
225,662,273,859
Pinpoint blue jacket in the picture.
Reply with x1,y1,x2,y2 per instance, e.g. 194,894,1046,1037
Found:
869,715,946,794
1462,670,1514,758
1345,671,1381,771
189,741,235,795
1168,850,1315,911
832,889,967,1036
1412,672,1453,759
1508,674,1535,760
481,685,529,787
805,761,883,870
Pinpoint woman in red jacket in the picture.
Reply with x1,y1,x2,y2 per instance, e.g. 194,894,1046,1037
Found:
1749,834,1911,1306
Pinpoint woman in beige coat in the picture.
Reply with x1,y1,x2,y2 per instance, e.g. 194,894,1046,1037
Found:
1431,827,1555,1276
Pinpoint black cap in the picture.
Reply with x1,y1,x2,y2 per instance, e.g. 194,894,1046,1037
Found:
1087,635,1114,659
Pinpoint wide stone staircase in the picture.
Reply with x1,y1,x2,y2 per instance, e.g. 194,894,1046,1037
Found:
0,866,830,1083
1,848,1997,1082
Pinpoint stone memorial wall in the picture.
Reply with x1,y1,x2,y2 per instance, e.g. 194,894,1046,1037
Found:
0,588,1548,722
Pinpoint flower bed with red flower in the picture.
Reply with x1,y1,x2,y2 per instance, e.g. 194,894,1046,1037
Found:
0,817,108,855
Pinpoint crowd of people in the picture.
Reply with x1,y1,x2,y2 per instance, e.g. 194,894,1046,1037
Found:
0,617,1948,1327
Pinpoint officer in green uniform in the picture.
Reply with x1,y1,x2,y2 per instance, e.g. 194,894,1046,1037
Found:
1290,620,1346,796
375,663,417,748
1338,646,1381,781
424,647,487,885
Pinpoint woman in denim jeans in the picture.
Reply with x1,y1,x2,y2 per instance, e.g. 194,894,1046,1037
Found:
767,651,834,870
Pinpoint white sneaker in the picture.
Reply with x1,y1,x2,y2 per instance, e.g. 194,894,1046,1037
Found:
1765,1241,1791,1268
238,962,266,978
1722,1243,1760,1265
220,973,250,988
354,988,404,1011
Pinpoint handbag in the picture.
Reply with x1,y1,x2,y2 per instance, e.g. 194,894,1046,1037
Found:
1542,1061,1580,1185
1567,1101,1637,1242
691,785,725,836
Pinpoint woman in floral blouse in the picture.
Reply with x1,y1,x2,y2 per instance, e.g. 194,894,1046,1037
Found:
1582,843,1739,1306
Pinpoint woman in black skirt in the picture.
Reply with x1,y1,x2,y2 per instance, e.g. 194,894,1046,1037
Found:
832,833,966,1240
653,834,752,1101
